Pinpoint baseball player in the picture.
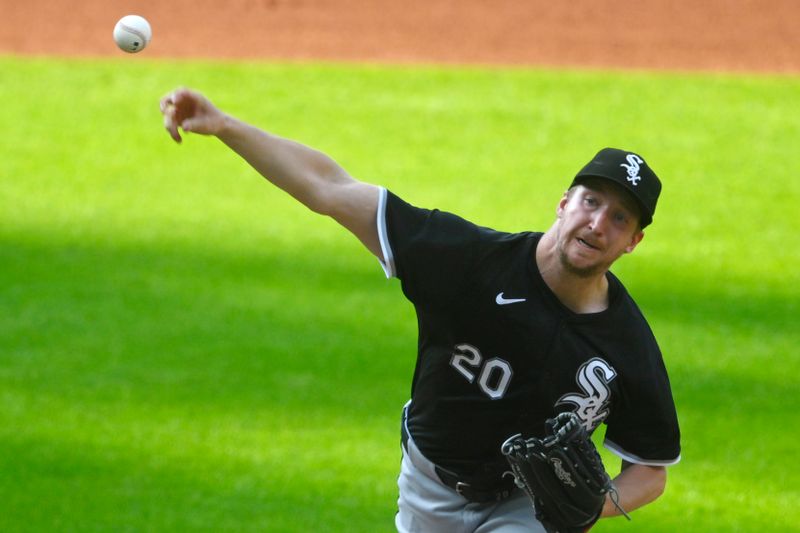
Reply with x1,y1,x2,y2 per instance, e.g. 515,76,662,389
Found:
160,87,681,532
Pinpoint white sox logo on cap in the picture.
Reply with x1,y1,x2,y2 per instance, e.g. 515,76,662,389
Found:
571,147,662,227
620,154,644,186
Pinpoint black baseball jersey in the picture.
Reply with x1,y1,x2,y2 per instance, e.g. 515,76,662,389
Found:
377,189,681,478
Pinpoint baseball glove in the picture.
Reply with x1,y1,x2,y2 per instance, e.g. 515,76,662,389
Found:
501,412,629,533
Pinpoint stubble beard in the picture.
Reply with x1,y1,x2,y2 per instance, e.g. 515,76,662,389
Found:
558,245,605,278
555,230,610,279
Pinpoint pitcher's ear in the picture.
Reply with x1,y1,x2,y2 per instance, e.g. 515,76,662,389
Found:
625,231,645,253
556,191,570,217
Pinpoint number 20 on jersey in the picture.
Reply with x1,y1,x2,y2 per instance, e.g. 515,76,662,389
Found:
449,343,513,400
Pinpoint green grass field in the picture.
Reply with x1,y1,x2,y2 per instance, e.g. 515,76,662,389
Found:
2,55,799,532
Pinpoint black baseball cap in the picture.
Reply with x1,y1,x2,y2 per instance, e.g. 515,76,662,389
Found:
571,148,662,228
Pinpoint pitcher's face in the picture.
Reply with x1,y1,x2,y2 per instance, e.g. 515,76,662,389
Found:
554,181,644,277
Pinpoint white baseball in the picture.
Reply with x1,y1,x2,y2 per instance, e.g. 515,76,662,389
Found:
113,15,152,53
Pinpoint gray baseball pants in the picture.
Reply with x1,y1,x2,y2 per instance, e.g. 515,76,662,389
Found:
395,405,546,533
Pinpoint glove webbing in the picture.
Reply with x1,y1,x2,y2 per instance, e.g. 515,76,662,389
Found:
502,436,550,523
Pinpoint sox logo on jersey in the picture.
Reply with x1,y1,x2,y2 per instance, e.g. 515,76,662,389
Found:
557,357,617,431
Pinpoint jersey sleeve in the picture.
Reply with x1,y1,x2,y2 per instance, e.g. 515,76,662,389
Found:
603,338,682,466
376,188,480,306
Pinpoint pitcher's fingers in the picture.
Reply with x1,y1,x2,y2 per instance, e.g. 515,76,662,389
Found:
173,89,198,125
159,91,182,142
159,89,180,113
163,109,182,143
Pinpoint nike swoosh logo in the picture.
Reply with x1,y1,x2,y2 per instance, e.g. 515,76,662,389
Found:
496,292,527,305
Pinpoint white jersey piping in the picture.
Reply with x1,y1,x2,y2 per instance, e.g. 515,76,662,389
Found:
604,438,681,467
376,187,396,278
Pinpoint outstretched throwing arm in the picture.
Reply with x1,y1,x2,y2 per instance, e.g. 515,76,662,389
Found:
160,88,382,257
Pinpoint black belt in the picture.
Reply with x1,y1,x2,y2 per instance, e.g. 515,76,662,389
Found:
401,412,515,503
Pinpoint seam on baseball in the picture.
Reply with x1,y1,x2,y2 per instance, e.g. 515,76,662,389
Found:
119,24,149,45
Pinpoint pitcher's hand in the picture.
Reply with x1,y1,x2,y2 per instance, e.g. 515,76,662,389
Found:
160,88,227,143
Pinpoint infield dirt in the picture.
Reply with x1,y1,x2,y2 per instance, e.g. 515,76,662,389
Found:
2,0,799,73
